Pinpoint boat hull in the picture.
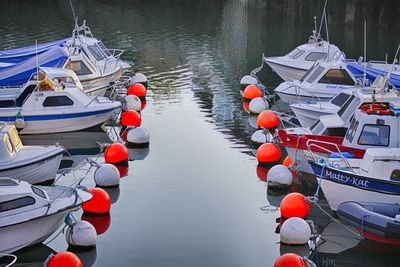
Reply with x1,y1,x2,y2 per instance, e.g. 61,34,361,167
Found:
290,104,336,128
264,59,307,81
309,162,400,211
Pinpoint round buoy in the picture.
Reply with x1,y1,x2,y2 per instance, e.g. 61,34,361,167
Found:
124,95,141,112
94,164,120,188
82,188,111,216
256,166,269,183
128,83,147,101
249,97,269,114
283,156,293,167
257,110,280,131
65,220,97,250
141,100,147,111
81,214,111,236
240,75,258,90
243,85,263,101
257,143,282,167
267,164,293,189
14,118,25,130
121,110,142,127
251,129,273,148
104,143,129,166
46,251,83,267
243,101,251,113
280,217,312,245
274,253,308,267
126,126,150,148
131,72,148,88
280,193,311,219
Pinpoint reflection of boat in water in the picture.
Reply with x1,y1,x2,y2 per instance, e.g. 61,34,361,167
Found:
312,221,399,267
68,247,97,267
21,129,113,169
0,244,55,267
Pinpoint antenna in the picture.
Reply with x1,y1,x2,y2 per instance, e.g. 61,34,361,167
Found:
318,0,329,39
363,20,367,84
70,0,77,22
35,40,39,91
381,43,400,92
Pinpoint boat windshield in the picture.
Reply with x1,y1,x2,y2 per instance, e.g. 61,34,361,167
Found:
318,69,355,85
53,76,76,89
87,45,105,61
310,119,324,134
330,93,352,107
9,127,22,153
286,48,305,59
306,66,325,83
345,117,359,143
300,63,318,82
97,42,112,57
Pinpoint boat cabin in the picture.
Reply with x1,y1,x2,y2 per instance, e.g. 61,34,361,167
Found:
358,148,400,181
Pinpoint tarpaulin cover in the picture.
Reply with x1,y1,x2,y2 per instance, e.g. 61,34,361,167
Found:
347,62,400,89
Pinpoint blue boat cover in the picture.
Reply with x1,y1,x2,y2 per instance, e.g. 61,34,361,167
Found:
0,38,69,64
347,62,400,89
0,46,68,87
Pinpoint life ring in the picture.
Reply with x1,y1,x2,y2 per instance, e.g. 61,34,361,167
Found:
360,103,387,111
366,108,393,115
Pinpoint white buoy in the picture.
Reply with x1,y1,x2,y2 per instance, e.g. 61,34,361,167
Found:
251,129,273,147
267,164,293,189
14,118,25,130
66,220,97,250
94,164,120,188
249,97,269,114
126,127,150,147
280,217,312,245
240,75,258,88
131,72,148,88
124,95,141,112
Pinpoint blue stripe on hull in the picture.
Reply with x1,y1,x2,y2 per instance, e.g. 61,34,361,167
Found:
308,161,400,195
0,107,118,121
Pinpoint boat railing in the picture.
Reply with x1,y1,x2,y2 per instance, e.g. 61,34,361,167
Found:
282,83,325,109
331,50,346,61
305,140,353,170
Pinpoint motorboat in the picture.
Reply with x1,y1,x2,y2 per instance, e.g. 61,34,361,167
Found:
0,21,146,94
0,177,92,254
337,202,400,245
0,67,121,134
289,76,399,127
278,101,400,176
274,59,359,103
0,124,64,184
308,148,400,211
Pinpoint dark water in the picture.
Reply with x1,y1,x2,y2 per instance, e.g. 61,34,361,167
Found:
1,1,400,266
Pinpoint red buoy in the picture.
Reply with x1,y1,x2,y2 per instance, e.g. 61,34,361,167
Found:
280,192,310,219
257,143,282,167
46,251,83,267
82,188,111,216
104,143,129,166
256,166,270,183
128,83,147,101
257,110,280,130
274,253,308,267
115,165,129,178
81,213,111,236
141,100,147,111
243,85,263,101
121,110,142,127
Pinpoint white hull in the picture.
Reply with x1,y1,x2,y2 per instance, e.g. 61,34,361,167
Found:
321,179,400,211
0,211,68,254
0,154,62,184
290,104,336,127
265,60,307,81
285,147,314,175
275,86,336,104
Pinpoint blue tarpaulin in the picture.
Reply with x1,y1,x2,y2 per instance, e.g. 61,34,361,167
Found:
0,38,68,64
0,46,68,87
347,62,400,88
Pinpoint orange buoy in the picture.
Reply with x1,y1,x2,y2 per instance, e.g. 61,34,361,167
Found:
121,110,142,127
257,110,280,130
82,188,111,216
256,166,270,183
81,213,111,236
257,143,282,167
46,251,83,267
274,253,308,267
280,192,310,219
243,85,263,101
104,143,129,166
128,83,147,100
283,156,293,167
243,101,250,113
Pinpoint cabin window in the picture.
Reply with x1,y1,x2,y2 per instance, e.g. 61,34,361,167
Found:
300,63,318,82
43,96,74,107
358,124,390,146
87,45,105,61
306,66,325,83
0,179,18,186
318,69,355,86
345,118,359,143
32,186,46,199
97,42,112,57
390,170,400,181
65,60,92,75
287,48,305,59
305,52,327,61
330,93,352,107
0,196,35,213
4,135,13,154
337,95,358,117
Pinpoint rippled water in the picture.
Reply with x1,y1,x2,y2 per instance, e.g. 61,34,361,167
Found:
1,0,399,266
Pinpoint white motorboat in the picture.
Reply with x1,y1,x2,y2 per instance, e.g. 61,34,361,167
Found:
0,21,146,94
0,67,121,134
0,177,92,254
274,59,359,103
0,124,64,185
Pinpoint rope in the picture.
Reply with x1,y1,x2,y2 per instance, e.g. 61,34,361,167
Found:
360,213,369,237
0,254,17,267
